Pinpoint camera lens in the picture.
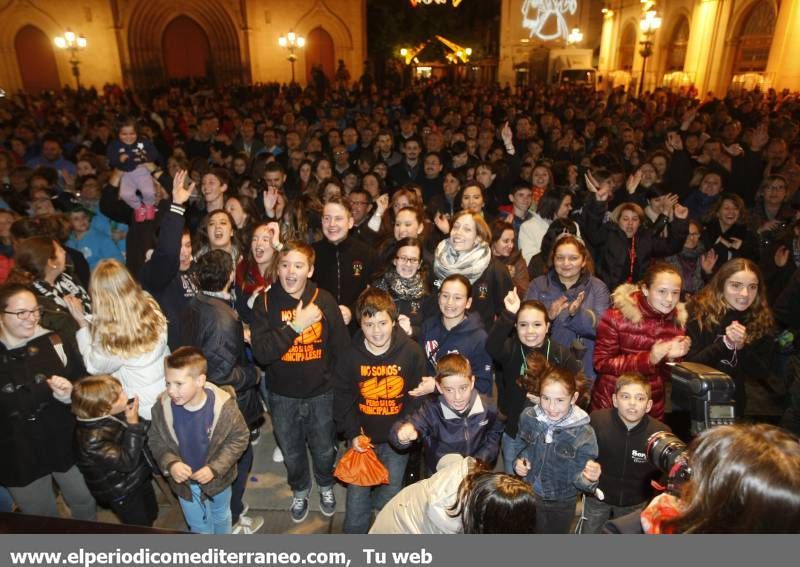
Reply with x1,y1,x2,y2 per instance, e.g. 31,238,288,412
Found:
646,431,688,474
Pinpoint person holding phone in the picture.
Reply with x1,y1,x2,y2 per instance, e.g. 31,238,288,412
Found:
72,376,158,527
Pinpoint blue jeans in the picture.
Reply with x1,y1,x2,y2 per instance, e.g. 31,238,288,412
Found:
501,432,523,474
179,483,232,534
580,495,645,534
344,442,409,534
269,390,336,494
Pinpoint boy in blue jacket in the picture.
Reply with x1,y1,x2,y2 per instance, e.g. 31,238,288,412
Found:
390,353,504,475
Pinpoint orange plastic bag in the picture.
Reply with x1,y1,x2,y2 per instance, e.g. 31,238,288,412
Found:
334,434,390,486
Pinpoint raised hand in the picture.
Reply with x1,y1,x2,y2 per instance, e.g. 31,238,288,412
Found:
666,131,684,152
266,221,282,249
701,249,718,274
375,193,390,216
263,186,279,215
626,169,643,194
171,169,194,205
673,203,689,219
663,194,679,215
585,172,610,201
504,288,521,315
434,212,451,234
774,245,790,268
500,121,513,145
397,314,413,336
339,305,352,325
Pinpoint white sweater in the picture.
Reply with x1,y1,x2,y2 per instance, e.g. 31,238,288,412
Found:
76,326,169,420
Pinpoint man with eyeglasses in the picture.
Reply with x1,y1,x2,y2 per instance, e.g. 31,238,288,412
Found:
347,189,381,246
333,145,351,177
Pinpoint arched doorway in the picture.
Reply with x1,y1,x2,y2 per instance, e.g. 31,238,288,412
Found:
732,1,776,77
305,27,335,85
15,25,60,93
666,16,690,72
162,16,211,81
617,23,636,72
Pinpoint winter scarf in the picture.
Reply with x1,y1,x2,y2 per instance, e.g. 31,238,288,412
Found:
33,272,91,313
433,239,491,286
374,268,426,301
534,403,590,443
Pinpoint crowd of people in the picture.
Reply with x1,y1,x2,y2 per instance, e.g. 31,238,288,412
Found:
1,77,800,534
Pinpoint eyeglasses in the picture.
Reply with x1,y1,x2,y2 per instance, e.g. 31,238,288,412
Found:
2,307,44,320
396,256,420,265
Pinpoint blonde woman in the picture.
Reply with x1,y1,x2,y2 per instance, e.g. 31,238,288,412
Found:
65,259,169,420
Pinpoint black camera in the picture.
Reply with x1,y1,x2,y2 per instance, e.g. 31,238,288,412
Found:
646,431,691,494
669,361,736,435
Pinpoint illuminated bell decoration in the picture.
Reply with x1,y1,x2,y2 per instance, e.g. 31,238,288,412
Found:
521,0,577,42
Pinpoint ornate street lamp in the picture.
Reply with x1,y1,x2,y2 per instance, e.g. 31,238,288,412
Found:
54,29,87,89
278,31,305,84
638,10,662,96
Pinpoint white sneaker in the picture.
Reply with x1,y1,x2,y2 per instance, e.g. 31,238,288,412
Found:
232,514,264,534
272,446,284,463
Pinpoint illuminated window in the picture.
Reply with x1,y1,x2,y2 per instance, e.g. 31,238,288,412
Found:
733,0,775,74
667,16,689,72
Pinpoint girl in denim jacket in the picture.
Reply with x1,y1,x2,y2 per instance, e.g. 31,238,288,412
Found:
513,354,601,533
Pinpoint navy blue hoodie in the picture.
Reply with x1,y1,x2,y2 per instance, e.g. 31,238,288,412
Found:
419,312,493,394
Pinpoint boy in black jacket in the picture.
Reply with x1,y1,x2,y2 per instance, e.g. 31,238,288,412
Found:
312,197,377,330
250,241,350,523
333,288,426,533
583,373,669,533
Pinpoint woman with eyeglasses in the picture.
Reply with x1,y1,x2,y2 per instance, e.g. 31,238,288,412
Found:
372,237,433,339
685,258,784,421
0,282,96,521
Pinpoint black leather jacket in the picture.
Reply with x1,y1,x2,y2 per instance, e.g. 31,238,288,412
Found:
74,415,151,505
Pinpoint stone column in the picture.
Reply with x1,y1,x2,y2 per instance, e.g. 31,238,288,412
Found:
765,0,800,91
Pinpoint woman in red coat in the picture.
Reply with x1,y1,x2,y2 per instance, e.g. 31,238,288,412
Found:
591,262,691,420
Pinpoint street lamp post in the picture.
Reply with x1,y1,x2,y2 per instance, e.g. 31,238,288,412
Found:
278,31,305,84
638,10,662,96
54,30,87,89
